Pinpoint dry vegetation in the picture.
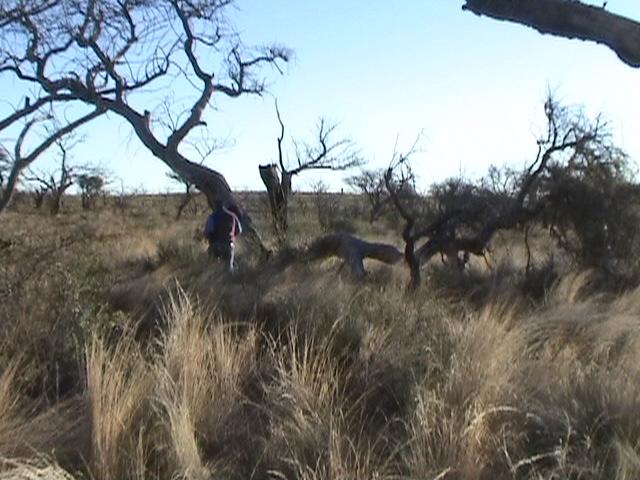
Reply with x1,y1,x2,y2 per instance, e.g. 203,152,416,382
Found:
1,192,640,480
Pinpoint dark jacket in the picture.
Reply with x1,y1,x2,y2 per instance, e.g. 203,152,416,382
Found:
204,207,241,244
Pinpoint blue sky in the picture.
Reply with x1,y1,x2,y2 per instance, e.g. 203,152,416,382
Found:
3,1,640,193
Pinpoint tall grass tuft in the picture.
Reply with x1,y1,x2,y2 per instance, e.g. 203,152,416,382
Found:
0,361,24,456
154,288,258,479
85,334,152,480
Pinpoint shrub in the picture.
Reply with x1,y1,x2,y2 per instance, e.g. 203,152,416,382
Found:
536,141,640,273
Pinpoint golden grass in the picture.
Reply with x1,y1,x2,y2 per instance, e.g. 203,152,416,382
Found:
0,361,24,456
85,335,152,480
154,288,258,479
2,200,640,479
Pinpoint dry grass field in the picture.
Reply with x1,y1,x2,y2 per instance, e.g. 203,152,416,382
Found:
1,192,640,480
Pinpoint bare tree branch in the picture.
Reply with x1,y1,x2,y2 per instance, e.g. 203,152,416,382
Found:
0,0,290,253
0,108,104,213
0,94,75,132
215,45,291,97
24,137,76,214
289,118,363,175
259,101,362,240
462,0,640,68
384,97,607,289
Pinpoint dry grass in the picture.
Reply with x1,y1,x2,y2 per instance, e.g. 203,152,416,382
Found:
0,456,76,480
0,361,24,454
85,335,152,480
2,197,640,479
154,288,258,479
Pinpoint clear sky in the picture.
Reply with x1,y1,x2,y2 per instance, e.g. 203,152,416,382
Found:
3,1,640,193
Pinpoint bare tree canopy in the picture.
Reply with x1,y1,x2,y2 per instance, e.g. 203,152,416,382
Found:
462,0,640,68
0,111,103,212
289,119,363,176
347,169,391,223
25,138,76,214
259,101,362,239
385,97,616,288
0,0,290,219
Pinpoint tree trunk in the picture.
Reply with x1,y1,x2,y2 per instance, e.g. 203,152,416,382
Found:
0,160,26,214
405,237,421,290
33,190,45,209
104,105,270,256
49,193,62,215
306,233,402,278
259,164,289,237
175,185,193,220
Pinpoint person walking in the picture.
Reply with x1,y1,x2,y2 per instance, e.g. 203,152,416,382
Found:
203,200,243,272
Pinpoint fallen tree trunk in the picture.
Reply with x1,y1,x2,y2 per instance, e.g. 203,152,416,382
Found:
462,0,640,68
306,233,403,277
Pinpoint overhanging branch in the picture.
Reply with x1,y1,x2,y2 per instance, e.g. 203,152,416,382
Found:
462,0,640,68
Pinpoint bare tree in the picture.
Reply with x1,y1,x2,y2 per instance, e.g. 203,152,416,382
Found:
0,112,101,213
385,96,606,289
31,184,47,210
0,0,289,253
462,0,640,68
25,137,77,215
259,101,362,239
110,178,132,214
346,169,390,223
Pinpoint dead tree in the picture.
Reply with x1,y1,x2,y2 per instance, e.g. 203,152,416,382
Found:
0,113,102,213
383,143,424,290
0,0,289,255
25,139,76,215
269,233,402,278
111,179,131,214
346,169,390,223
462,0,640,68
386,97,605,289
31,185,47,210
259,101,362,240
167,171,197,220
305,233,402,278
